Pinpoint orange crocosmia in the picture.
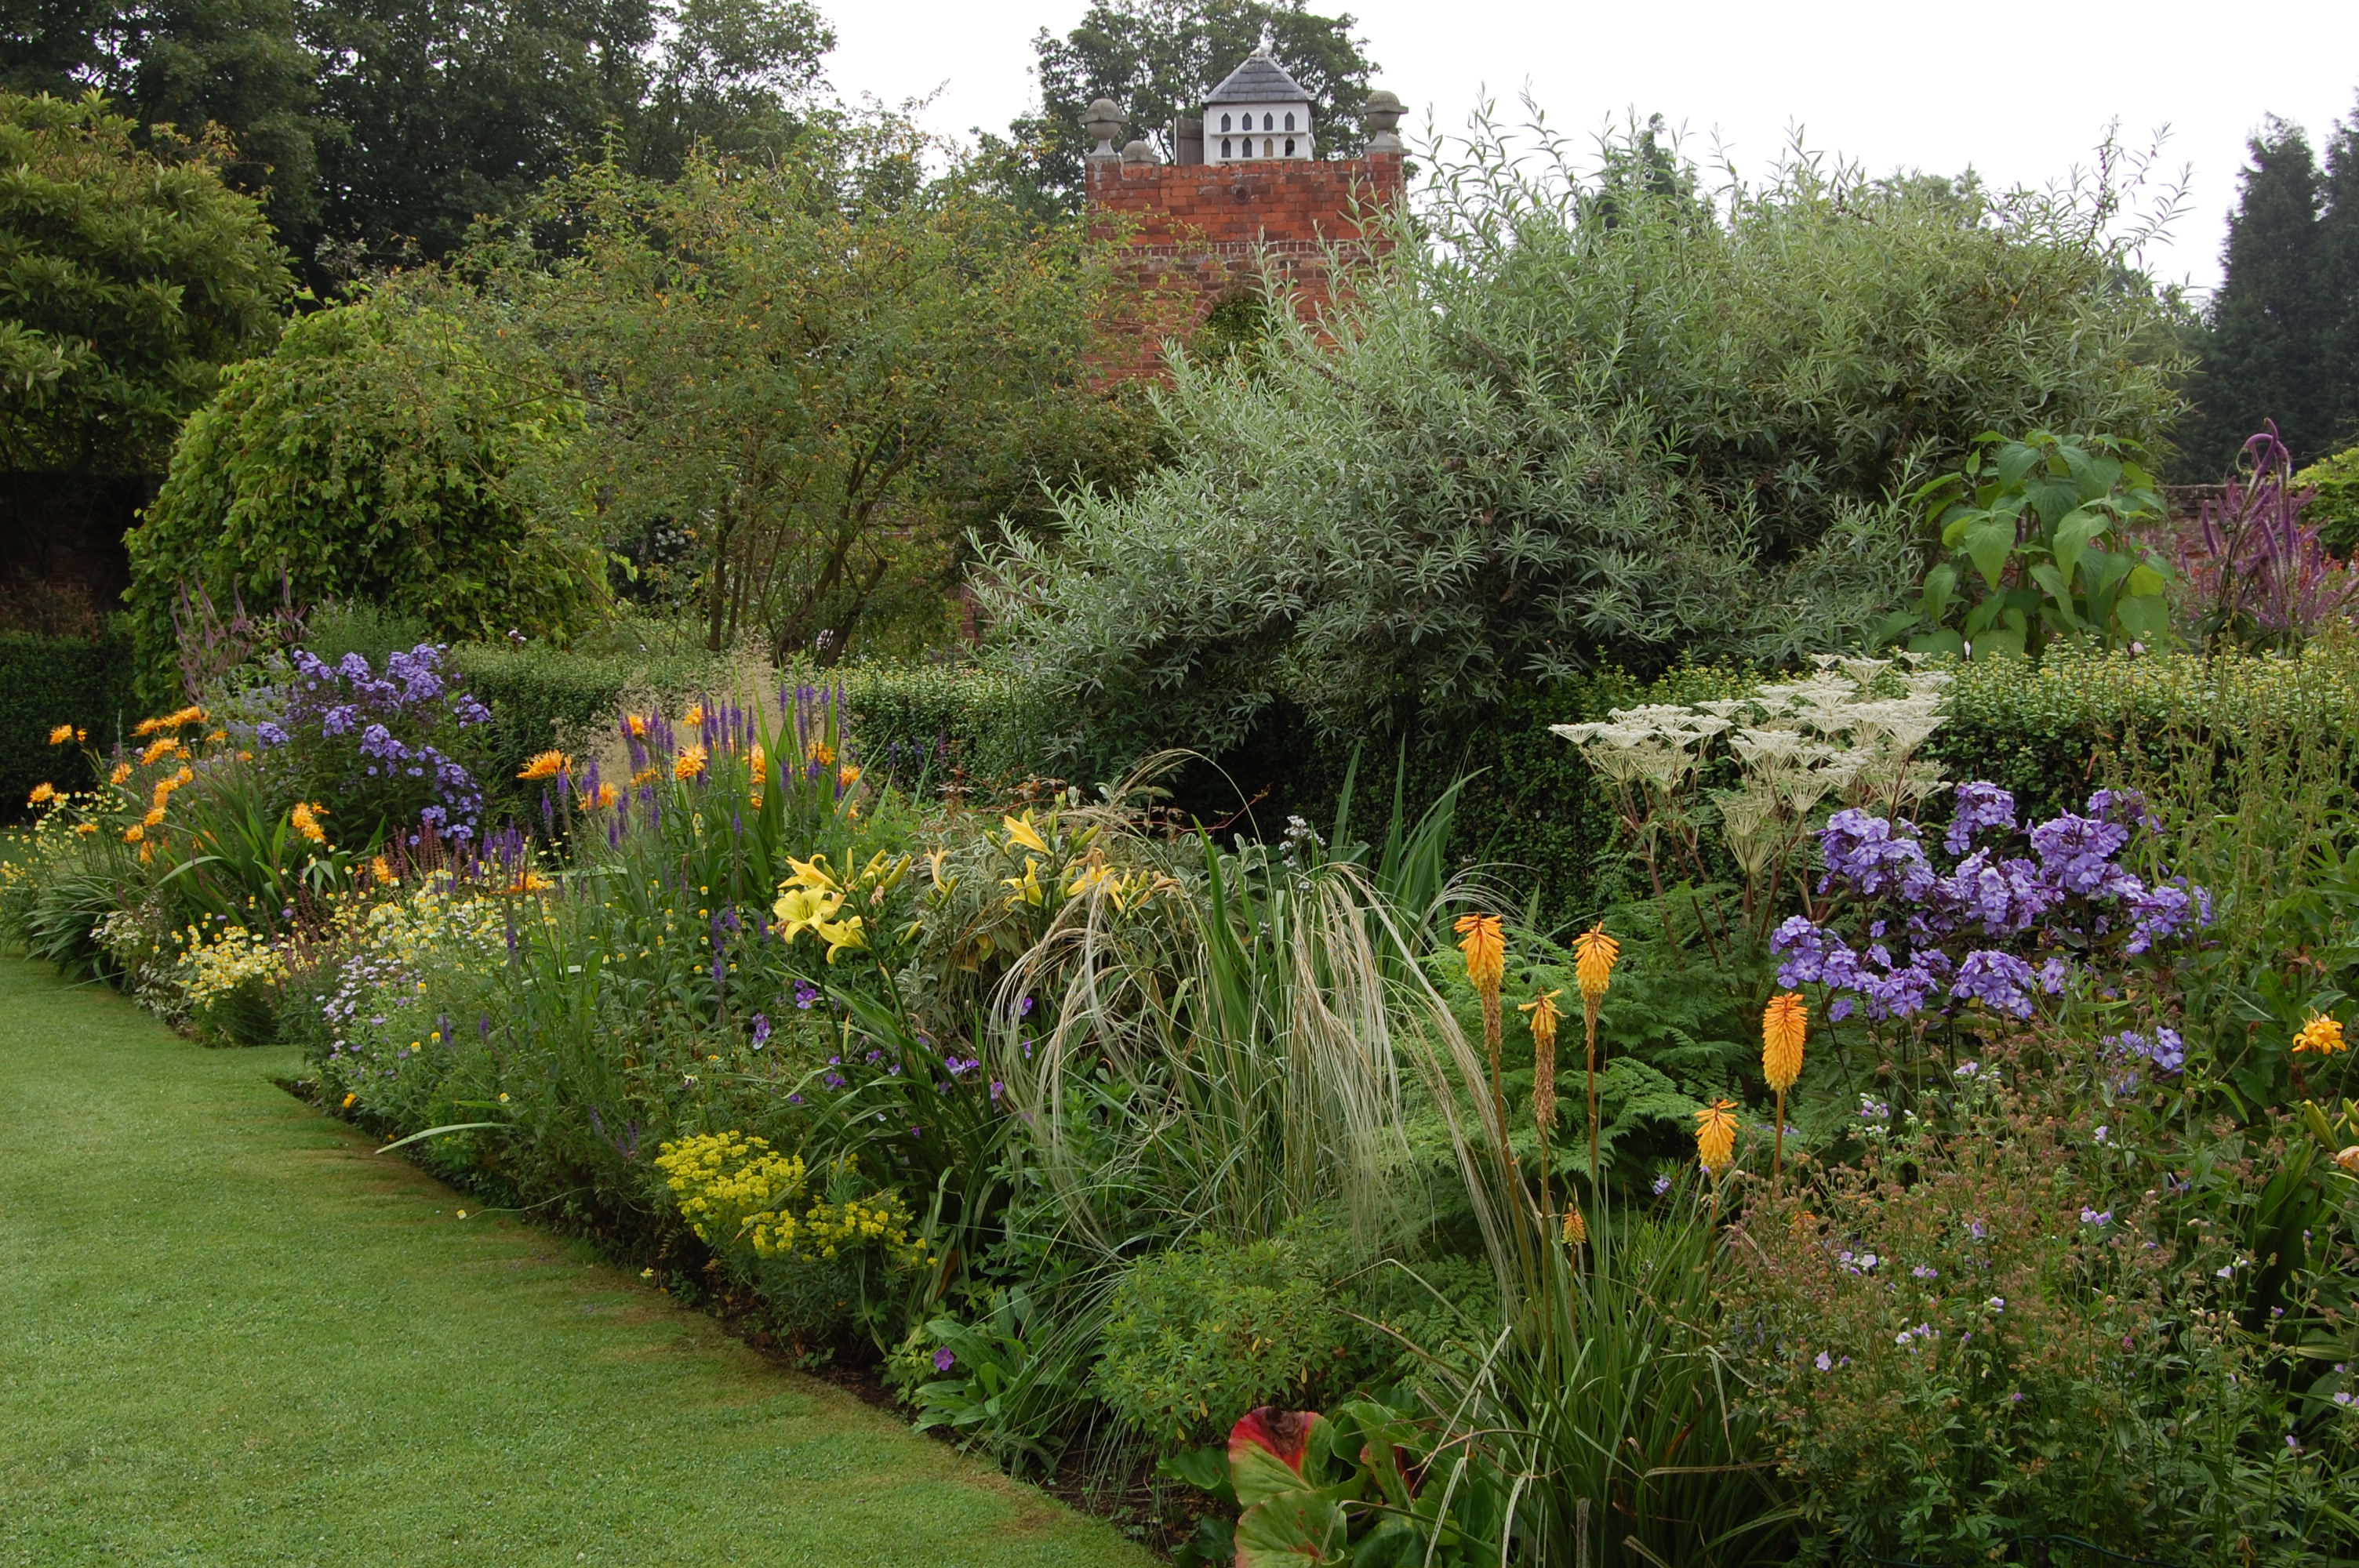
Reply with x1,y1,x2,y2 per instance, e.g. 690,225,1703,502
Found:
682,703,705,728
674,746,708,781
109,762,132,786
516,750,571,781
27,782,57,805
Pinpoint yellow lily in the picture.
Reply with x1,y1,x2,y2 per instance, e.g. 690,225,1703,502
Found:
1001,812,1050,855
772,884,845,942
815,915,867,963
1001,856,1046,908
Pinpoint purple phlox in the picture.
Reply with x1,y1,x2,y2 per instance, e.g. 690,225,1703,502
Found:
1943,782,2017,856
2108,1027,2186,1076
1819,809,1938,899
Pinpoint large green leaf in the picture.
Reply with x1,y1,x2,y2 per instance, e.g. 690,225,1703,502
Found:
2050,507,2109,584
1234,1490,1350,1568
1962,518,2016,589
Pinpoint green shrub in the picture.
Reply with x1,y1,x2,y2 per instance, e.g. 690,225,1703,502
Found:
1093,1229,1353,1450
1928,641,2359,823
296,604,435,672
0,630,138,822
125,293,605,699
2296,442,2359,554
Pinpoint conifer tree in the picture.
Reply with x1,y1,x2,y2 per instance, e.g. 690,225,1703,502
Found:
2184,119,2327,474
2317,96,2359,454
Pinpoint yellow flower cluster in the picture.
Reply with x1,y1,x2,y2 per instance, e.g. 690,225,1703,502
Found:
290,801,329,845
2292,1014,2347,1057
176,922,291,1010
772,851,907,964
653,1133,929,1269
357,884,511,975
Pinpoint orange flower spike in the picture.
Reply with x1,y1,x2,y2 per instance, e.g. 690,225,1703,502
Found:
1453,913,1505,993
1761,993,1808,1091
1761,991,1807,1180
1695,1099,1739,1174
516,750,571,782
1572,924,1619,1004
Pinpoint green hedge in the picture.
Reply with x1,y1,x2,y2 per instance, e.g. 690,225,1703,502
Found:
1928,644,2359,823
1,631,140,822
448,642,732,822
835,659,1758,923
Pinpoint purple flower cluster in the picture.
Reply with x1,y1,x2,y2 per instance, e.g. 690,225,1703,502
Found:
2108,1027,2186,1079
1772,785,2209,1024
260,644,489,843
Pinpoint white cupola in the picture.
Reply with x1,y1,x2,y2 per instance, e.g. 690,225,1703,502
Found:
1204,51,1314,165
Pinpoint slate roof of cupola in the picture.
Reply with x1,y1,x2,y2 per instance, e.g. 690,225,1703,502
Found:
1205,53,1311,103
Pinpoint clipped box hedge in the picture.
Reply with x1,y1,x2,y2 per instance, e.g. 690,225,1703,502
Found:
1928,644,2359,823
1,630,140,822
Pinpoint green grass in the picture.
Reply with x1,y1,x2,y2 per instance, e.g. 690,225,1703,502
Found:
0,960,1156,1568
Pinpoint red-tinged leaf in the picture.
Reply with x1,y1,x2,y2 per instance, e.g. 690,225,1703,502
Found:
1230,1406,1321,1507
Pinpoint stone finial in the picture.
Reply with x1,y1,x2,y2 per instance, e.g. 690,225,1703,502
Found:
1083,98,1125,160
1365,89,1405,153
1121,138,1159,165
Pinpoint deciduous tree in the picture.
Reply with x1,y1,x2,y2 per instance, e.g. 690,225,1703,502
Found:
0,91,290,475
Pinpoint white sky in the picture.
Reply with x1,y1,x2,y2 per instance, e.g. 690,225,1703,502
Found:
827,0,2359,298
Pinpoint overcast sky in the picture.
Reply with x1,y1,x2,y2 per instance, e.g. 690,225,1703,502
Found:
826,0,2359,298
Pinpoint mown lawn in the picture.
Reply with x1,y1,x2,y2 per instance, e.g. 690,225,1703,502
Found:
0,960,1154,1568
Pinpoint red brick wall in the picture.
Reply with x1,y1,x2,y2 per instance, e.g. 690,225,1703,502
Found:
1085,154,1405,383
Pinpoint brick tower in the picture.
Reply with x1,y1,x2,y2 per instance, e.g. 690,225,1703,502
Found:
1082,56,1407,382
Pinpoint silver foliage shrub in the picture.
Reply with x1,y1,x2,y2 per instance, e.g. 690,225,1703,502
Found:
983,119,2189,769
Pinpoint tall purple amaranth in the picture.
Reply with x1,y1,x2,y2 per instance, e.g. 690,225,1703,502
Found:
2175,422,2354,648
